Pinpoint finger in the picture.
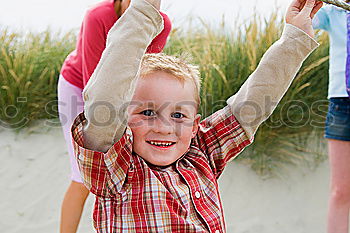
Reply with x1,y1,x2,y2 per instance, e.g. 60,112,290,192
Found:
310,1,323,19
286,0,301,16
289,0,305,11
301,0,317,15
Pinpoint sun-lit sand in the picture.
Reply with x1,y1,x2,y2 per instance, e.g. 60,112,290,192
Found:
0,122,329,233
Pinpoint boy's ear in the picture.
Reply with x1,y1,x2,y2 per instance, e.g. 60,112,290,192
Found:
191,114,201,138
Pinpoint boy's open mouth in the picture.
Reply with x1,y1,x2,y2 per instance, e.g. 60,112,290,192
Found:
146,140,176,148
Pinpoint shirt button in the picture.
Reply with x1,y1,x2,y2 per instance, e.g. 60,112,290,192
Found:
215,230,220,233
195,191,201,199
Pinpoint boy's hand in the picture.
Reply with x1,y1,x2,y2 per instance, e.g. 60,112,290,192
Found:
144,0,161,10
285,0,323,37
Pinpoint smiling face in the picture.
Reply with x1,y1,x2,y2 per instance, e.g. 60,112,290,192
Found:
127,71,201,166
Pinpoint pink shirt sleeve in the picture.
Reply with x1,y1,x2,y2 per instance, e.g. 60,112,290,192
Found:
81,9,172,87
147,12,172,53
81,10,110,87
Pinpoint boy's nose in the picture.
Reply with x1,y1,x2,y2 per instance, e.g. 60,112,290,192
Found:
152,117,174,135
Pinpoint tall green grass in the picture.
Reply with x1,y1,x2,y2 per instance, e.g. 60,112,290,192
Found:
0,14,330,176
0,28,76,128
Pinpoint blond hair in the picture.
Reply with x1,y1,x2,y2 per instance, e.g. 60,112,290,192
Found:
140,53,201,105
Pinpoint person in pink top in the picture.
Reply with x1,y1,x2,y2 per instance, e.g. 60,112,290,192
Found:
57,0,171,232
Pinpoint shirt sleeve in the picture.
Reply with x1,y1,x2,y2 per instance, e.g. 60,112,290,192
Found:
82,0,164,153
72,113,133,197
195,25,319,178
195,106,252,178
312,7,330,31
81,10,171,87
81,9,108,88
226,24,319,141
146,12,172,53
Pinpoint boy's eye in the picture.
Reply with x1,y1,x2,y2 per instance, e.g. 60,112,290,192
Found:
141,110,155,116
171,112,185,119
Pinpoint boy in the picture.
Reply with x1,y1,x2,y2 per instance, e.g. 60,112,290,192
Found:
72,0,322,232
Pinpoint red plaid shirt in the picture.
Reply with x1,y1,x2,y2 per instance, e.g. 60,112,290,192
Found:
72,105,252,233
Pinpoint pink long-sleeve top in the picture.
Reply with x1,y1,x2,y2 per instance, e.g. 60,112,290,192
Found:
60,0,171,89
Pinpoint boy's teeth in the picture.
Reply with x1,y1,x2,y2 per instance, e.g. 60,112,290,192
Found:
149,141,173,146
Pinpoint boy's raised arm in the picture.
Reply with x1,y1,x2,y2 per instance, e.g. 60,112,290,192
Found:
227,0,322,140
82,0,163,152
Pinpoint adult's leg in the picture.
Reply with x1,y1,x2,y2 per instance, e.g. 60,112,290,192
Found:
327,139,350,233
60,181,89,233
57,75,89,233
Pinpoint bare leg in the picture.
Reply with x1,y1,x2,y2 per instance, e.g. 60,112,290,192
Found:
60,181,89,233
327,139,350,233
58,76,87,233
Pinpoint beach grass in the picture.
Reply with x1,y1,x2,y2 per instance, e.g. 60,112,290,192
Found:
0,13,329,176
0,28,76,129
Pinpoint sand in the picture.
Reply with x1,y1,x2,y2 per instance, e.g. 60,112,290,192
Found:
0,122,329,233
